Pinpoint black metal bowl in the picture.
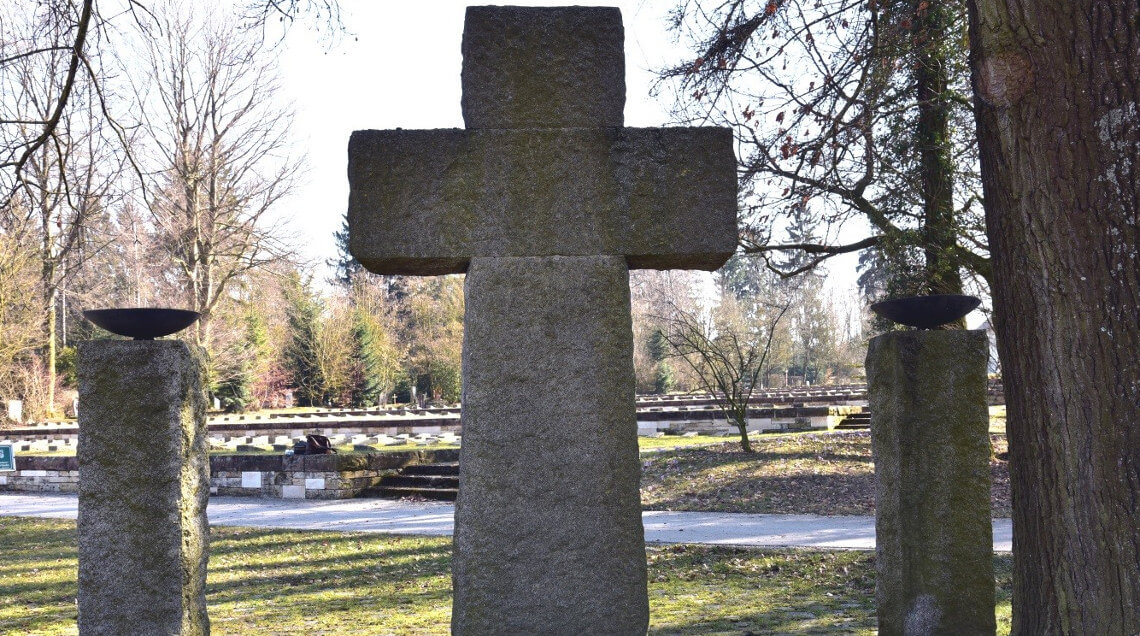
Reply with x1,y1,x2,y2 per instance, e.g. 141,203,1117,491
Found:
869,294,981,329
83,308,201,340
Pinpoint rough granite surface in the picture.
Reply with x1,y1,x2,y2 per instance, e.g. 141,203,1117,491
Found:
866,330,995,636
348,127,737,274
461,6,625,128
453,256,648,635
76,340,209,636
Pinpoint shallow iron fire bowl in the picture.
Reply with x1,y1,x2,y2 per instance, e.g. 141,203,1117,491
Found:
83,308,201,340
870,294,981,329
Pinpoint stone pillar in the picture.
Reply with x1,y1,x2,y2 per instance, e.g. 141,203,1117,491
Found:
866,330,995,635
77,340,210,636
453,255,648,634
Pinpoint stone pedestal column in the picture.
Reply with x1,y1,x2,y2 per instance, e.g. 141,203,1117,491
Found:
77,340,210,636
867,330,995,635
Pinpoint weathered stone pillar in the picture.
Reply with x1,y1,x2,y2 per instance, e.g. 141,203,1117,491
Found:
77,340,210,636
866,330,995,635
453,255,647,634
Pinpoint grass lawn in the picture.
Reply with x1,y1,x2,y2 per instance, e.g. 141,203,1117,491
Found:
0,516,1013,635
641,431,1012,517
639,434,739,452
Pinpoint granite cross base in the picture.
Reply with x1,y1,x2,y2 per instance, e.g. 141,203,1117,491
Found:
77,340,210,636
453,256,647,633
866,330,995,635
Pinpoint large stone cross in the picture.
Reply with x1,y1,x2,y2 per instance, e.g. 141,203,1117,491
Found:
348,7,736,633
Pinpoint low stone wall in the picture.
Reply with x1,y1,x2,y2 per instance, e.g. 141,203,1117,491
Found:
210,450,459,499
2,416,463,443
636,404,865,435
0,456,79,493
0,450,460,499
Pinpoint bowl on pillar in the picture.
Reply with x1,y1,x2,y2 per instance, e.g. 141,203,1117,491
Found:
82,308,201,340
869,294,981,329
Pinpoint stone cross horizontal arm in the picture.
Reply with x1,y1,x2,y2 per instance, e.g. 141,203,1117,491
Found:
348,127,737,275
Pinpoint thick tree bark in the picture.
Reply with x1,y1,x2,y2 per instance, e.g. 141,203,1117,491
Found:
967,0,1140,632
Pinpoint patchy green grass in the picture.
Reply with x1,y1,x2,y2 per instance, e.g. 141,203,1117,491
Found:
0,516,1013,635
989,406,1007,433
0,517,77,636
641,431,1012,518
639,435,741,452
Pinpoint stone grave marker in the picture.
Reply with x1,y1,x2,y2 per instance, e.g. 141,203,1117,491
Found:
6,399,21,423
348,6,736,634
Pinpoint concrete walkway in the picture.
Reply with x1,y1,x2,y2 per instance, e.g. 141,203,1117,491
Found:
0,492,1013,551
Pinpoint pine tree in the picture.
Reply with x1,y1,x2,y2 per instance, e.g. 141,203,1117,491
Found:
283,273,325,406
647,327,674,395
213,311,269,413
350,308,391,407
329,213,362,288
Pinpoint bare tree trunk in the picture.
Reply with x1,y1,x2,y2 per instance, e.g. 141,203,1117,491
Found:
968,0,1140,632
730,405,753,454
42,245,57,415
45,287,56,414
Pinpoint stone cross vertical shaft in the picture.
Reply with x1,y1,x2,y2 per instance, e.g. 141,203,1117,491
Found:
348,7,736,633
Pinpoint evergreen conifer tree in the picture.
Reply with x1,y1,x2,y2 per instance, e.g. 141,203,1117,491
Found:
283,273,325,406
648,327,674,394
351,309,387,407
329,213,362,288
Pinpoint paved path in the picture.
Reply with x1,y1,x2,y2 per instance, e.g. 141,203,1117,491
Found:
0,492,1013,551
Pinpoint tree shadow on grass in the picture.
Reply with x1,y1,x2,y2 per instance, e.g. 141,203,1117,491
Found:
206,527,451,597
0,518,79,635
646,544,876,634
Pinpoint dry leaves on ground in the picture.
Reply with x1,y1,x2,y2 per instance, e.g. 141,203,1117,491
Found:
641,431,1012,517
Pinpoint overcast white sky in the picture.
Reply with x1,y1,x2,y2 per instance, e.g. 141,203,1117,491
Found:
271,0,862,300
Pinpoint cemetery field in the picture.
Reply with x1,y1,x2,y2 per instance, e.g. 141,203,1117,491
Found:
641,431,1012,517
0,515,1013,635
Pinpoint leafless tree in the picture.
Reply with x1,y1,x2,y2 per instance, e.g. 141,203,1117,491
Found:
132,2,300,350
969,0,1140,629
0,0,340,210
1,7,126,413
651,273,791,453
0,0,99,203
0,215,40,412
658,0,987,298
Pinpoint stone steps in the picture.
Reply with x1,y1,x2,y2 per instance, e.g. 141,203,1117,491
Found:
835,412,872,430
403,463,459,476
364,462,460,501
381,475,459,489
369,485,458,501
